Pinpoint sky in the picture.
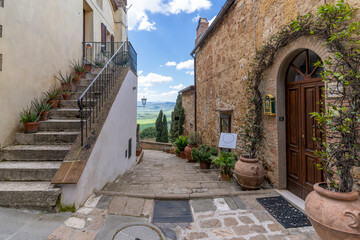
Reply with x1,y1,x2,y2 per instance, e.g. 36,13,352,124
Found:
127,0,225,102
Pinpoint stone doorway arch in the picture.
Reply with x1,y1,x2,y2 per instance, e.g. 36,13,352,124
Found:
263,36,331,190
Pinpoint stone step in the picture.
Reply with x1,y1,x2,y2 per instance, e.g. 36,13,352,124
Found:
0,182,61,209
73,91,102,99
76,84,106,92
49,108,81,119
0,161,61,181
15,131,79,145
0,145,71,161
39,119,82,131
60,100,96,108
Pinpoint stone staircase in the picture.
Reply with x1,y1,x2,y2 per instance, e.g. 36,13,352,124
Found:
0,70,101,210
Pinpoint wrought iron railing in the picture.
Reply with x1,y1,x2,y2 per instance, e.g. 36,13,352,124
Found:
79,41,137,146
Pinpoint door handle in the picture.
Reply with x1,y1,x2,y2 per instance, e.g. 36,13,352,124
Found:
302,134,305,139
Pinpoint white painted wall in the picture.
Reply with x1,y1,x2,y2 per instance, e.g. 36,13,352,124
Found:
60,69,138,208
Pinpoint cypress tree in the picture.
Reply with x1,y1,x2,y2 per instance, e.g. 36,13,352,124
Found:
170,94,185,142
155,110,163,142
161,114,169,143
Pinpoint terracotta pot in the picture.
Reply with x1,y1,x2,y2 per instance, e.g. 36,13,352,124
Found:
185,144,198,162
199,161,211,169
305,182,360,240
175,152,180,157
61,83,72,91
62,94,70,100
48,100,59,109
136,148,142,156
220,173,231,181
84,64,92,72
170,149,175,154
234,155,265,189
180,151,186,159
23,122,40,133
40,111,49,121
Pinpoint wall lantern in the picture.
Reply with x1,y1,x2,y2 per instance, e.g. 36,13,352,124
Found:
264,94,275,116
141,97,147,108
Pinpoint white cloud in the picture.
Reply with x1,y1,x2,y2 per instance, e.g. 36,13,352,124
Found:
138,70,143,75
209,15,217,25
128,0,212,31
138,73,173,87
186,71,194,75
192,14,200,23
170,84,185,90
165,61,177,66
138,89,179,102
176,59,194,70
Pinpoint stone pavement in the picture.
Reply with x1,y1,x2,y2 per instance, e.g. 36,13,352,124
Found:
0,207,70,240
46,192,318,240
101,150,272,198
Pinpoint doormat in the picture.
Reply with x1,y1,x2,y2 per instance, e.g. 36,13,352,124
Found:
256,196,311,228
152,200,193,223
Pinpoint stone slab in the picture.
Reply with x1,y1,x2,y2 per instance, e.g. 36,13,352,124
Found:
191,199,217,213
152,200,193,223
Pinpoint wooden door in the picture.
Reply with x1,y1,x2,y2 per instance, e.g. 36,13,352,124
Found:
286,50,324,200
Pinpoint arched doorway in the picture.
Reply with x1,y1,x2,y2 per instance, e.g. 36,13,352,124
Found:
285,49,324,200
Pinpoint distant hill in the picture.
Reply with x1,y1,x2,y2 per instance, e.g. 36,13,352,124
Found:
137,102,175,131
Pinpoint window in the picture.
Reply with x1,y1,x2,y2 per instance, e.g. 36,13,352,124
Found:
220,113,231,133
96,0,102,8
0,54,2,71
128,138,132,159
101,23,107,52
0,25,2,38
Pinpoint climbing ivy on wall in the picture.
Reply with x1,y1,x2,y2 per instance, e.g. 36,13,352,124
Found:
242,0,360,192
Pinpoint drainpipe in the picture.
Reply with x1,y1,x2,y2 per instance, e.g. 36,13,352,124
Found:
191,52,197,132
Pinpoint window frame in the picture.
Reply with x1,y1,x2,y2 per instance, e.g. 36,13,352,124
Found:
220,113,231,133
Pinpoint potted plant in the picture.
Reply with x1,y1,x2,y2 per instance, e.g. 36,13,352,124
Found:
304,2,360,239
19,106,41,133
192,144,218,169
31,98,53,121
211,151,237,181
136,144,142,156
234,79,265,189
95,58,106,68
70,60,86,80
44,85,61,108
174,135,188,159
62,90,71,100
56,71,73,91
185,131,201,162
175,148,180,157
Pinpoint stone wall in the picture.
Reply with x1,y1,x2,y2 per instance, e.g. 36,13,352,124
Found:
182,90,195,136
194,0,360,188
140,140,174,151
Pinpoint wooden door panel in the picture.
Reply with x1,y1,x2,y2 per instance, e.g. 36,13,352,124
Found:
287,88,300,147
288,150,300,179
304,86,316,151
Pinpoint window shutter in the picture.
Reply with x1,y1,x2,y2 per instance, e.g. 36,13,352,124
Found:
101,23,107,51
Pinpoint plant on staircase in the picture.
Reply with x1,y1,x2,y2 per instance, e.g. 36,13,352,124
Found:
44,85,61,109
191,144,218,169
19,105,41,133
70,60,86,80
174,135,188,159
56,71,73,91
62,90,71,100
31,98,53,121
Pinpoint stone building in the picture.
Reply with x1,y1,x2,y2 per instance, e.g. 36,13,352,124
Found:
179,85,195,136
191,0,360,199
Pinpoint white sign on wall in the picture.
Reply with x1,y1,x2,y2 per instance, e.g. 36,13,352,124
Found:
218,133,238,149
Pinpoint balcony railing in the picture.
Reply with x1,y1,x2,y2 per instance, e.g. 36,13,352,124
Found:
79,41,137,146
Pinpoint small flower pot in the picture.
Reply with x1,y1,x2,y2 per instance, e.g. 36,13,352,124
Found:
61,83,72,91
220,173,231,181
23,122,40,133
84,64,92,72
185,144,198,162
62,94,71,100
40,111,49,121
199,161,211,169
136,148,142,156
47,100,59,109
180,151,186,159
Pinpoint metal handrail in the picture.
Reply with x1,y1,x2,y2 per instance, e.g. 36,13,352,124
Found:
78,41,136,146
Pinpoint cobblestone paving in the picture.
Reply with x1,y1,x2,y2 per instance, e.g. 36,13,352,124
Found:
103,150,246,197
47,150,318,240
